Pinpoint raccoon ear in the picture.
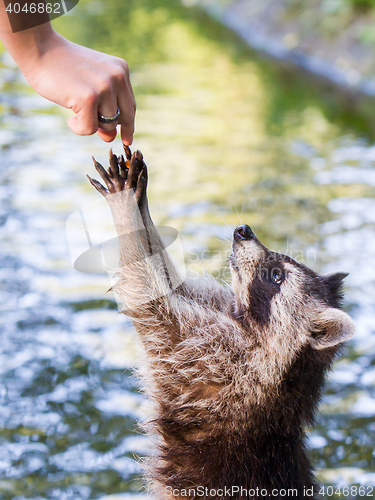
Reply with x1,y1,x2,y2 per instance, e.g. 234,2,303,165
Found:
310,308,355,350
323,272,348,304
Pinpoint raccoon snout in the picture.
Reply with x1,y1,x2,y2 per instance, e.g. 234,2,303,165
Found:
234,224,255,242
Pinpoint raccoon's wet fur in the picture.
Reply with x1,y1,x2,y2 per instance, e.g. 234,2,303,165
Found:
88,147,355,500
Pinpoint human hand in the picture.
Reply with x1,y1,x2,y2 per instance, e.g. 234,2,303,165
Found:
20,31,136,144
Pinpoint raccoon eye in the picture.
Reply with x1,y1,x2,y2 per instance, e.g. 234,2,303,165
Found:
271,268,283,285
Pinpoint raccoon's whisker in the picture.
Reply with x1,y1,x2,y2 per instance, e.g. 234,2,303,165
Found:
218,235,232,245
234,204,242,225
240,189,253,220
206,214,234,246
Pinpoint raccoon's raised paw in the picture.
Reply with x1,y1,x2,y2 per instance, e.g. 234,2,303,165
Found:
87,145,148,203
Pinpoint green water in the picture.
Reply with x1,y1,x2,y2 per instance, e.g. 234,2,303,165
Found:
0,0,374,498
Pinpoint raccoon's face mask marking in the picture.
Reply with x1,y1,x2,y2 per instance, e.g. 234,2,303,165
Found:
229,225,355,350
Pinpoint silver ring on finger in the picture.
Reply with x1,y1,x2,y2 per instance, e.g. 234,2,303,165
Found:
98,107,120,124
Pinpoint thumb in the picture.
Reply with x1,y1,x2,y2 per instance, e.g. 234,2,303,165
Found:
67,107,98,136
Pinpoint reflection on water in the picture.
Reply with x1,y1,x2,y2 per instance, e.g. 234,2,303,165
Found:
0,0,375,497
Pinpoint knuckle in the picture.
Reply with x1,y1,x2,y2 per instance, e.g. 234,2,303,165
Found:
122,121,135,134
111,66,126,81
120,114,132,126
118,58,129,74
87,77,114,99
82,90,97,106
97,80,112,97
115,60,130,80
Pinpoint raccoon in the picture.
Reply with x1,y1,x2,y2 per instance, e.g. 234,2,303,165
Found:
87,147,355,500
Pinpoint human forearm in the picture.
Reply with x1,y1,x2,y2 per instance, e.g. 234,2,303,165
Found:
0,18,55,75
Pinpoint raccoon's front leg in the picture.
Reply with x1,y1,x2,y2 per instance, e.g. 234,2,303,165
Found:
87,148,145,262
121,145,168,260
87,147,180,313
120,147,177,292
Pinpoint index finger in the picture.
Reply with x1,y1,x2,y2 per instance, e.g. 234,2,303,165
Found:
120,123,134,146
117,82,136,145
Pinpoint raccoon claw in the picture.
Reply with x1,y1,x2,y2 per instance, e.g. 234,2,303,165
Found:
123,143,132,160
118,154,128,180
86,175,109,197
135,167,147,203
92,156,116,193
127,150,144,189
88,147,148,204
109,149,125,191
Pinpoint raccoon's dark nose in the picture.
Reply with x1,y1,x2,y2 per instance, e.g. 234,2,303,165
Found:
234,224,255,241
